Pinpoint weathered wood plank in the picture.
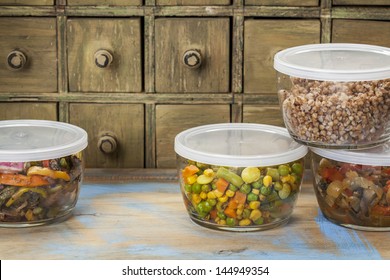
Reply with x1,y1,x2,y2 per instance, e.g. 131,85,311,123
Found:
332,7,390,20
0,102,57,120
245,0,319,6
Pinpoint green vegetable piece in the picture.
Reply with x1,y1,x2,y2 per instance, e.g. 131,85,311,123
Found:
226,217,237,226
228,184,238,192
184,184,192,193
254,217,264,225
260,186,272,196
241,167,261,184
278,183,291,199
243,209,251,219
291,162,303,175
201,184,211,193
278,165,290,176
191,183,202,194
266,168,280,181
274,182,283,191
196,162,209,170
240,184,252,194
197,174,214,185
217,211,227,220
216,167,244,187
251,179,263,189
247,193,259,201
207,198,217,206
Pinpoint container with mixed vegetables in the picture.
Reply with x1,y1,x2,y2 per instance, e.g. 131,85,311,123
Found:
179,158,304,230
0,155,83,225
311,148,390,230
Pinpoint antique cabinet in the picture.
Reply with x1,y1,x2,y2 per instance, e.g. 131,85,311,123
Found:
0,0,389,168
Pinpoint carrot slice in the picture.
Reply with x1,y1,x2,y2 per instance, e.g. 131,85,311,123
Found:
215,178,229,193
0,174,50,187
232,191,247,205
182,165,199,178
224,207,237,218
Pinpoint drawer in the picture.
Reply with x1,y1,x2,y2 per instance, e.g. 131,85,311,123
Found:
155,18,230,93
0,0,53,4
332,20,390,47
245,0,318,6
0,102,57,120
333,0,390,5
244,19,320,94
156,104,230,168
0,18,57,93
67,0,142,5
67,18,142,93
156,0,230,5
69,103,144,168
243,105,284,127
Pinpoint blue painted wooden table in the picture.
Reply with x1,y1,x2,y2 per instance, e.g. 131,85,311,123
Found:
0,169,388,260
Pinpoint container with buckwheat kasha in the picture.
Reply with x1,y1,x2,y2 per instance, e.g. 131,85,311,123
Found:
274,43,390,149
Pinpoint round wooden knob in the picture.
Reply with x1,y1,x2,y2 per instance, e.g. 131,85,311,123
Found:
7,50,27,70
98,134,117,154
182,49,202,69
94,50,113,68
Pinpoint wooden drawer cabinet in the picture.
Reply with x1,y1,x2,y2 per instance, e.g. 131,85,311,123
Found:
243,105,284,127
0,18,57,93
69,103,144,168
245,0,318,6
244,19,320,94
332,20,390,47
156,0,230,5
67,18,142,93
333,0,390,5
0,102,57,120
67,0,142,5
156,104,230,168
0,0,53,5
155,18,230,93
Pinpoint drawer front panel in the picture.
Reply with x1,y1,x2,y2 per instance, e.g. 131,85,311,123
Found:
155,18,230,93
67,0,142,5
0,0,53,4
156,0,230,5
332,20,390,47
243,105,284,127
0,102,57,120
333,0,390,5
0,18,57,93
245,0,318,6
67,18,142,93
244,19,320,94
156,104,230,168
69,103,144,168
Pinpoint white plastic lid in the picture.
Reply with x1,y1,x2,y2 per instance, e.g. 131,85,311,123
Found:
311,144,390,166
0,120,88,162
175,123,308,167
274,43,390,82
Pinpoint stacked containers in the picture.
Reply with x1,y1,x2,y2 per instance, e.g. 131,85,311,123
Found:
274,43,390,231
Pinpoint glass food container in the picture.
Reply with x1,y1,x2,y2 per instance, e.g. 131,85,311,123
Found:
0,120,88,227
311,145,390,231
174,123,308,231
274,43,390,149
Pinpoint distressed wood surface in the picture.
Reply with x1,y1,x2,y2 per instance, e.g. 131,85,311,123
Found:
242,105,284,127
245,0,319,6
0,0,53,5
67,0,142,5
0,102,57,120
0,169,388,260
156,0,230,5
333,0,390,5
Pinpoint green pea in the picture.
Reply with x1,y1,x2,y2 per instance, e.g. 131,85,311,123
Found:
247,193,259,201
217,212,227,220
228,184,238,192
226,217,237,226
291,162,303,175
266,168,280,181
197,201,212,214
201,184,211,192
251,179,263,189
184,184,192,193
211,183,217,190
192,183,202,194
240,184,252,194
243,209,251,219
260,186,272,196
274,182,283,191
278,164,290,176
254,217,264,225
207,198,217,206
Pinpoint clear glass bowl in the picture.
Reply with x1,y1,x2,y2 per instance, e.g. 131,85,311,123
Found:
175,123,308,231
0,120,88,227
274,43,390,149
311,145,390,231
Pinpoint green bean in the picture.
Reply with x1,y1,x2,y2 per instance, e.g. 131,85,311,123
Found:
216,167,244,187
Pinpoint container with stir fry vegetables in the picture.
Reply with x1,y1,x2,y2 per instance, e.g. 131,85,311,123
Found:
175,123,308,231
0,120,87,227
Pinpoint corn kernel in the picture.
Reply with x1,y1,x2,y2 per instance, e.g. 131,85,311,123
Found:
237,203,245,210
249,209,262,221
207,191,217,199
204,169,214,177
214,189,224,198
281,175,291,183
186,174,198,185
263,175,273,187
226,189,235,197
218,195,228,203
236,208,244,216
218,219,227,225
249,201,261,209
251,188,260,195
192,194,201,204
239,218,252,226
200,192,207,200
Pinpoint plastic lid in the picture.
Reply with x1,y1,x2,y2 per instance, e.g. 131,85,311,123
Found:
311,144,390,166
174,123,308,167
274,43,390,82
0,120,88,162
